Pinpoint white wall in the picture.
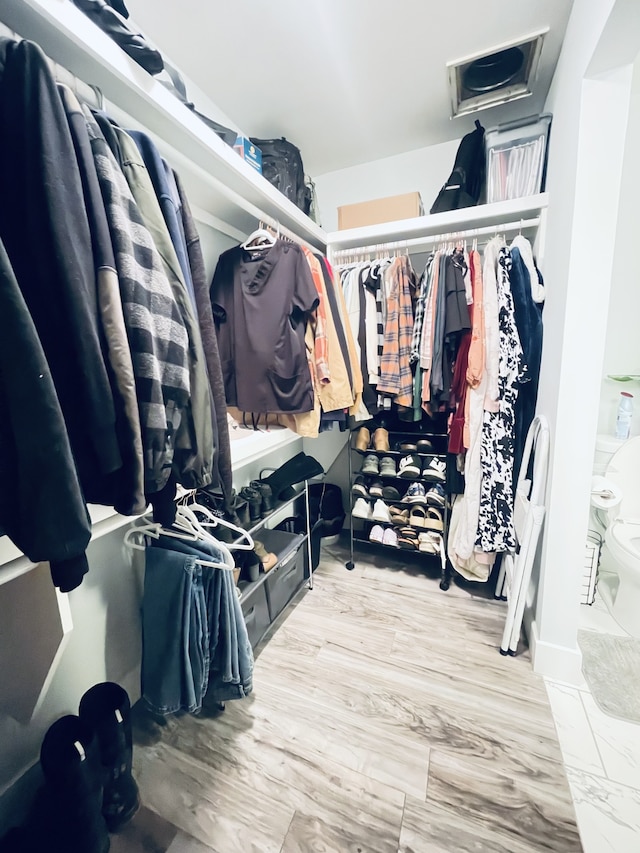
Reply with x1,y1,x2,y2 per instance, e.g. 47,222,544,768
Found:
597,57,640,439
529,0,640,682
313,138,460,232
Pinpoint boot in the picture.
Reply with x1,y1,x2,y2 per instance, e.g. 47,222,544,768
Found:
260,453,323,501
355,427,370,451
239,486,262,523
39,715,110,853
79,683,140,832
250,480,274,516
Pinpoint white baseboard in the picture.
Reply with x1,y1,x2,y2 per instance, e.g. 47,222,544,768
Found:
526,617,584,685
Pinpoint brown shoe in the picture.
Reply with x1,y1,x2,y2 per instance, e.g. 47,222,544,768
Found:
355,427,371,451
254,540,278,572
373,428,389,452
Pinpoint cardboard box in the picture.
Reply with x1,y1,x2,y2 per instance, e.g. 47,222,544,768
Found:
337,191,424,230
234,135,262,174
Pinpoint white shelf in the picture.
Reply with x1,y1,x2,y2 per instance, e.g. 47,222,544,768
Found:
326,193,549,251
0,0,326,250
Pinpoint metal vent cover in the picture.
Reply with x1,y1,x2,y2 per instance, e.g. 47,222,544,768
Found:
448,30,547,118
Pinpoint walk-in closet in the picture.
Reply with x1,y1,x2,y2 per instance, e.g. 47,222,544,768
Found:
1,1,640,852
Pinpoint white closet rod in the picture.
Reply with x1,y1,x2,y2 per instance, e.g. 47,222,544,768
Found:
331,216,540,260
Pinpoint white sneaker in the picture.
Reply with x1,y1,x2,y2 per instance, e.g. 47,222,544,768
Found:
352,498,373,520
422,458,446,482
372,499,391,523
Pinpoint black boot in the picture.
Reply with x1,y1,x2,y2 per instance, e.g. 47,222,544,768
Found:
38,715,110,853
239,486,262,523
79,683,140,832
250,481,274,516
260,453,324,500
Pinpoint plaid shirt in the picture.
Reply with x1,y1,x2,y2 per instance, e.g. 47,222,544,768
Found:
84,108,190,492
410,256,433,363
378,256,415,406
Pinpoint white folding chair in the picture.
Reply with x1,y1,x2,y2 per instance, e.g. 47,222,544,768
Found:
496,415,550,655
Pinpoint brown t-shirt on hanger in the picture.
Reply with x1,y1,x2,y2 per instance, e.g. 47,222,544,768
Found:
210,239,319,414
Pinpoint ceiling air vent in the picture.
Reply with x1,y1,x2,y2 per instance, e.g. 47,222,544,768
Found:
448,30,547,118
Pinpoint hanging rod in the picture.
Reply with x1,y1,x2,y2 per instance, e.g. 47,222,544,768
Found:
0,20,104,110
330,216,540,260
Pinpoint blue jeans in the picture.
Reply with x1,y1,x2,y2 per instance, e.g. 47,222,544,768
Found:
142,535,253,715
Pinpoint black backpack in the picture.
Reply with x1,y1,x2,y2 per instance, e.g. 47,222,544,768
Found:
430,120,486,214
249,137,311,214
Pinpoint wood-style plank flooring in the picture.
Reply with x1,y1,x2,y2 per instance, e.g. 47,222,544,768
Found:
117,543,582,853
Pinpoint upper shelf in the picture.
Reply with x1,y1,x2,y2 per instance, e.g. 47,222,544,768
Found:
326,193,549,251
1,0,327,250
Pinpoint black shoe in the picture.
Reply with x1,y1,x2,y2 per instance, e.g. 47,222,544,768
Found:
79,683,140,832
39,715,110,853
239,486,262,523
250,481,274,517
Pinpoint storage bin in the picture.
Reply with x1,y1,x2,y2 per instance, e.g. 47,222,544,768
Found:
485,113,551,203
259,529,307,621
240,581,271,649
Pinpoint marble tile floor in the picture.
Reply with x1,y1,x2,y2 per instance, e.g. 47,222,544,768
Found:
122,542,585,853
545,581,640,853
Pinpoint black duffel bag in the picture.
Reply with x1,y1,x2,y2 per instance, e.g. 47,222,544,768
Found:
249,137,311,214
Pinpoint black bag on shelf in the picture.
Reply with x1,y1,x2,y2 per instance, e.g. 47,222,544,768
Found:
249,137,311,214
430,119,486,214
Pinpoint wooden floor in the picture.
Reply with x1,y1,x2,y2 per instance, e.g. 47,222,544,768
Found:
116,543,582,853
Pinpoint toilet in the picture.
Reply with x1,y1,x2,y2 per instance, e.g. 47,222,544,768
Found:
592,435,640,637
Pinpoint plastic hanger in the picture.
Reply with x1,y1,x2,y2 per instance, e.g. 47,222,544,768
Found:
241,222,278,251
179,502,255,552
123,518,235,570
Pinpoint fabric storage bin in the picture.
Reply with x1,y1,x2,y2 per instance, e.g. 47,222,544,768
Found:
259,529,307,621
240,581,271,649
485,113,551,203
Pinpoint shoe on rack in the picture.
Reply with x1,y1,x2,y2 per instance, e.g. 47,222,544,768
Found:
422,457,446,482
381,485,401,502
361,454,379,475
398,440,418,452
389,507,409,524
409,506,427,528
397,530,418,550
398,455,422,479
418,532,441,554
259,452,324,501
254,540,278,572
379,456,397,478
417,438,434,453
369,479,384,498
426,484,446,507
239,486,262,522
369,524,384,544
250,480,274,517
229,494,250,529
372,500,391,524
355,427,371,451
404,482,427,505
351,475,369,498
373,428,390,452
424,507,444,531
352,498,373,520
382,527,398,548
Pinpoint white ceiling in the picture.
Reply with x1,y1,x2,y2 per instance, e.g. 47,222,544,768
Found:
127,0,573,177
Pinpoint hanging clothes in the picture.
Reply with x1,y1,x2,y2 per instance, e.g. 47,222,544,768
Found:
211,239,319,415
378,255,416,408
0,37,123,503
475,246,527,559
83,107,191,494
59,85,146,516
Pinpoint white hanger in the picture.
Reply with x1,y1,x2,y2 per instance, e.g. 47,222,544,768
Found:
179,503,254,552
241,222,278,251
123,518,235,570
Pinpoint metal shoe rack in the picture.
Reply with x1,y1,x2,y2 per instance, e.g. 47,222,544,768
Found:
345,420,452,590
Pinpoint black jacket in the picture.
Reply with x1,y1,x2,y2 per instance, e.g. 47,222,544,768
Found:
0,239,91,591
0,38,123,502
